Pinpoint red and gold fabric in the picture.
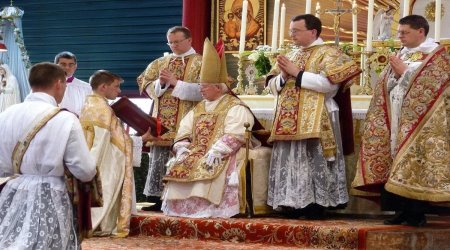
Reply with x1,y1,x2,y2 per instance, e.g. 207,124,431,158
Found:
137,54,202,146
164,94,242,182
353,46,450,202
267,44,360,158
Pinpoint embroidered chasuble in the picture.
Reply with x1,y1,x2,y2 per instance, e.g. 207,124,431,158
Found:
137,54,202,146
352,46,450,202
165,95,242,184
267,44,361,158
79,94,133,237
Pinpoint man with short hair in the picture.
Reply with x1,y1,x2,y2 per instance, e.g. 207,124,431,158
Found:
80,70,153,236
266,14,360,219
137,26,202,211
352,15,450,226
0,62,96,249
55,51,92,116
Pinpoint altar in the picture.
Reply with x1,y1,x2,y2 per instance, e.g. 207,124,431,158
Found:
239,94,372,129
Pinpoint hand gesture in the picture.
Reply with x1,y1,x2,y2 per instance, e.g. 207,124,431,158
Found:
389,55,407,79
277,55,300,79
159,69,177,87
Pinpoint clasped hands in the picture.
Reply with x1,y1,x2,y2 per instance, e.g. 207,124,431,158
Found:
277,55,301,79
159,69,177,87
389,55,407,79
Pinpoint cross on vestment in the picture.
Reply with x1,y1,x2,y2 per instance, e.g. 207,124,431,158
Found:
320,0,354,45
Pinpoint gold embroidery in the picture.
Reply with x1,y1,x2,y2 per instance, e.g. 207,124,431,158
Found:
164,95,244,182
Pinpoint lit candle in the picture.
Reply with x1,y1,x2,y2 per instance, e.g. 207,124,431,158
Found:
352,0,357,51
305,0,312,14
271,0,280,52
435,0,441,42
279,3,286,47
239,0,248,53
403,0,410,17
366,0,374,52
315,2,321,18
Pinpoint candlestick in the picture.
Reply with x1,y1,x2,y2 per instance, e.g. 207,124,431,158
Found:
366,0,374,52
305,0,312,14
279,3,286,47
239,0,248,53
315,2,321,18
352,0,357,51
271,0,280,52
403,0,410,17
435,0,441,42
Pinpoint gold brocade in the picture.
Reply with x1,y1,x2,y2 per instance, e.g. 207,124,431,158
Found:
164,95,242,182
353,46,450,202
267,44,360,158
79,94,134,237
351,69,392,192
385,47,450,202
137,54,202,146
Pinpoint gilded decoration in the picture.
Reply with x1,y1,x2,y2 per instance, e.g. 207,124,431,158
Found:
215,0,266,52
424,1,445,22
351,70,392,192
137,54,202,146
385,47,450,202
165,95,243,182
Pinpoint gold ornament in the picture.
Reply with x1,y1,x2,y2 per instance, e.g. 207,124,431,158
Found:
424,1,445,22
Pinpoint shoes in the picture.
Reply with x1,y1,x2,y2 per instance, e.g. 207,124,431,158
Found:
281,207,303,219
141,201,162,211
383,211,408,225
305,204,326,220
406,214,427,227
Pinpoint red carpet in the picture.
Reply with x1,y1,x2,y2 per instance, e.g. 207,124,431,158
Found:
82,212,450,249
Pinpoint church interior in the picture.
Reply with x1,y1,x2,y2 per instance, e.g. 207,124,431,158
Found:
0,0,449,249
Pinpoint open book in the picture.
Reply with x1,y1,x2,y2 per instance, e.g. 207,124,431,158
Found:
111,96,168,137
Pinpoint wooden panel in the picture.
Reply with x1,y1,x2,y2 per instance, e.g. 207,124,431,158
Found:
20,0,183,95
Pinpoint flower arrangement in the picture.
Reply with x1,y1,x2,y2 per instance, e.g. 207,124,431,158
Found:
246,45,272,78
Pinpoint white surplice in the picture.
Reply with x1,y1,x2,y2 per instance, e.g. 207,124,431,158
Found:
60,77,92,116
0,92,96,249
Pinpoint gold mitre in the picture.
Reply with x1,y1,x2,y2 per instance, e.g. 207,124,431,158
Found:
200,38,228,85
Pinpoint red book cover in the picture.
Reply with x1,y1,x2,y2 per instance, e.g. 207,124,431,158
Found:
111,96,168,137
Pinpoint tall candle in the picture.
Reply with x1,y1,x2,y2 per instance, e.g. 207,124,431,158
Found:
366,0,374,52
239,0,248,53
271,0,280,52
435,0,441,42
305,0,312,14
279,3,286,47
352,0,357,50
403,0,410,17
315,2,321,18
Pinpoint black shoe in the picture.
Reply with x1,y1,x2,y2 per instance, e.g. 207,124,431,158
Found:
384,211,408,225
281,206,304,219
305,204,326,220
141,201,162,211
406,214,427,227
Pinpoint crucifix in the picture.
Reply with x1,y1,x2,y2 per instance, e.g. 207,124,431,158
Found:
316,0,355,45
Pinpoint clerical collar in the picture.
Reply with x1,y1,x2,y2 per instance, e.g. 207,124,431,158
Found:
66,76,75,83
170,47,197,65
400,38,437,55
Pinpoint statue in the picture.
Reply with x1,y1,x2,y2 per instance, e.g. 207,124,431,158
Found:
0,64,21,112
374,6,395,40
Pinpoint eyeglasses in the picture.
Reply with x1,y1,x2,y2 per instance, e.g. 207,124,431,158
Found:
58,62,76,68
167,38,188,46
288,29,311,35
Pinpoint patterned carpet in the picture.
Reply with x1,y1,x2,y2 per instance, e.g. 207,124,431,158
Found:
82,236,299,249
82,211,450,250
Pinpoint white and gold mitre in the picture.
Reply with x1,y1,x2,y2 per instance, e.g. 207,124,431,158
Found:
200,38,228,86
